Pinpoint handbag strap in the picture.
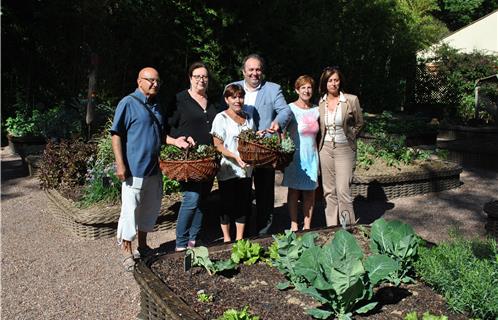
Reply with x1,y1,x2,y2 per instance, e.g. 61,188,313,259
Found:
128,94,163,140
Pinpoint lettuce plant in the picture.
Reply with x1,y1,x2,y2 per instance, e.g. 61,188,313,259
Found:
370,218,421,285
217,306,260,320
230,239,264,265
404,311,448,320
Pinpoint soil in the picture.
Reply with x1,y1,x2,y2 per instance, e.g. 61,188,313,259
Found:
355,158,452,177
151,228,468,320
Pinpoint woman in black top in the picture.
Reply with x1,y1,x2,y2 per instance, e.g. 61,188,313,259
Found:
166,61,218,251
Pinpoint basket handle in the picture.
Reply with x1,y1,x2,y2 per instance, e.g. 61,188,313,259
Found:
183,146,190,160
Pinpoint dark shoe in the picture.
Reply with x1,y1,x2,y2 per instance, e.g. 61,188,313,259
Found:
133,246,153,259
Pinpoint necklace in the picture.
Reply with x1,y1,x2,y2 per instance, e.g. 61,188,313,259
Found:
325,100,339,144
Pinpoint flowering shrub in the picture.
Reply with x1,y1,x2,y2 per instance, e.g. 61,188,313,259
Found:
39,139,96,199
79,123,121,207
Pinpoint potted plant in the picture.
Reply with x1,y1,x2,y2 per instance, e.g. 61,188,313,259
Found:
5,109,47,159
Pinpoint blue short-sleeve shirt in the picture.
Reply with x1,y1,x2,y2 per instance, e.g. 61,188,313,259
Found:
110,89,164,178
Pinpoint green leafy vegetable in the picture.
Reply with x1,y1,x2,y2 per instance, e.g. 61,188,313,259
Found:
196,291,213,303
293,230,398,320
160,144,220,161
186,246,237,276
370,218,420,285
217,306,260,320
238,129,295,154
404,311,448,320
230,239,264,265
270,230,318,290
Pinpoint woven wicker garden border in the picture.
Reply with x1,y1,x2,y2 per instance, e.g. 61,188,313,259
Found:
134,227,343,320
351,161,462,200
133,226,435,320
45,189,181,239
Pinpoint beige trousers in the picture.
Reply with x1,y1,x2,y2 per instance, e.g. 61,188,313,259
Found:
319,142,356,226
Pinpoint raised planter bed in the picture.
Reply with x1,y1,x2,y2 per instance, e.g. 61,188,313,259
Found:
45,189,181,239
7,134,46,160
437,138,498,171
359,132,437,147
25,154,42,177
438,124,498,141
134,227,467,320
352,160,462,200
484,200,498,240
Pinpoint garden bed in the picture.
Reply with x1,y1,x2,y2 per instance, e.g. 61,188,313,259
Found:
45,189,181,239
135,227,467,320
359,132,437,147
437,124,498,141
352,160,462,200
437,138,498,171
7,134,46,160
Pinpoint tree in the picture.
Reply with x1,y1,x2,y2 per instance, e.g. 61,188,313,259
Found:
435,0,498,31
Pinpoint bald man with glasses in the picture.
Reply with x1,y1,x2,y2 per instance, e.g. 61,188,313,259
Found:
111,67,189,271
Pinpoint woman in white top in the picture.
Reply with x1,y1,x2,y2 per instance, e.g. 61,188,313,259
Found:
210,84,255,242
317,67,364,227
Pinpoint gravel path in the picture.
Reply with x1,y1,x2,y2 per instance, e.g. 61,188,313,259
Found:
1,147,497,319
1,149,175,320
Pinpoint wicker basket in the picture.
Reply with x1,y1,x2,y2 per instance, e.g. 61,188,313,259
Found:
159,157,219,182
237,139,294,170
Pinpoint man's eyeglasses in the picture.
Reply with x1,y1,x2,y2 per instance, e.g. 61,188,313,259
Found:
192,75,209,81
141,77,161,85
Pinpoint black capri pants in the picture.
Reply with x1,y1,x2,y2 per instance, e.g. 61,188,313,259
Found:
218,177,252,225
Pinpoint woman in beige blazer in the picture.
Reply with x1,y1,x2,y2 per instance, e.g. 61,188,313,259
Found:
317,67,364,227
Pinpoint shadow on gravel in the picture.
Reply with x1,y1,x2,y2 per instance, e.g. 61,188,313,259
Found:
152,165,497,255
1,157,29,182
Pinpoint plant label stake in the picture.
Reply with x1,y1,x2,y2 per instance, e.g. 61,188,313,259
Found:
184,251,193,274
340,210,349,229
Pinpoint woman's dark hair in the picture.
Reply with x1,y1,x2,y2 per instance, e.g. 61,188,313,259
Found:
319,66,344,96
188,61,209,77
223,84,245,99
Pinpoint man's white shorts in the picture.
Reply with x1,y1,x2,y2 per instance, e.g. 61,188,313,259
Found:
116,174,162,242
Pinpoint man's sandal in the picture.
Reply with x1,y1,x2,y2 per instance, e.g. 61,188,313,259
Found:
122,254,136,272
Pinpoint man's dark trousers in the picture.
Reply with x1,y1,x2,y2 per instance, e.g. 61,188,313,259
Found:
253,167,275,236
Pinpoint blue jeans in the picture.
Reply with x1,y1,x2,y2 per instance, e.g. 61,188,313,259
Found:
175,180,213,248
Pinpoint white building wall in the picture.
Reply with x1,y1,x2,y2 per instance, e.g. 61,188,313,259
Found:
418,10,498,58
441,11,498,54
